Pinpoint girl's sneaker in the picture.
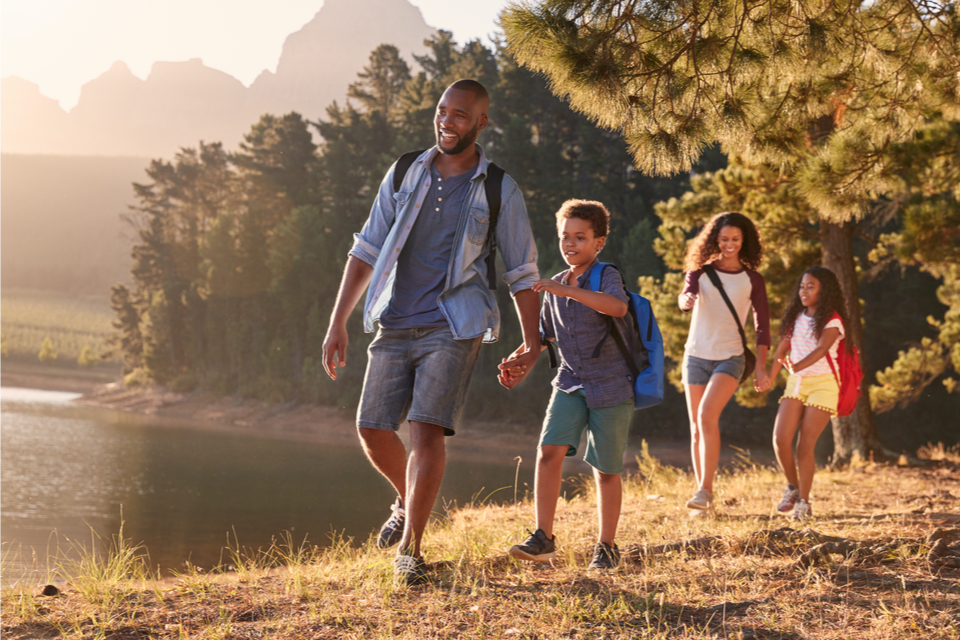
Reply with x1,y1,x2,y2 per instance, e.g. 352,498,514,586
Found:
777,485,799,513
509,529,556,562
792,498,812,520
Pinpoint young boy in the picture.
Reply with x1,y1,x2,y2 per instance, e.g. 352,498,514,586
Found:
498,199,635,570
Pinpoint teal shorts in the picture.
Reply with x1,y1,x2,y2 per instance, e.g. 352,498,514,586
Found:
539,388,633,475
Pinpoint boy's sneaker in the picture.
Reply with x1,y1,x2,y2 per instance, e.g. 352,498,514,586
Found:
792,498,812,521
686,488,713,510
777,485,799,513
587,542,621,570
394,553,428,586
508,529,556,562
377,497,405,549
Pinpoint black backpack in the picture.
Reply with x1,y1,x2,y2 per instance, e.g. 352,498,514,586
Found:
392,149,504,290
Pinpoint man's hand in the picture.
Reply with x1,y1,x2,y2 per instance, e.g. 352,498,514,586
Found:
497,344,540,389
323,324,349,380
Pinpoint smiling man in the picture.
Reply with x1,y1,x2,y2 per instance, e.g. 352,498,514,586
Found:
322,79,540,586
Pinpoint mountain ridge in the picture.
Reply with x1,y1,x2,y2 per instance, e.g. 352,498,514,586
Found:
1,0,438,157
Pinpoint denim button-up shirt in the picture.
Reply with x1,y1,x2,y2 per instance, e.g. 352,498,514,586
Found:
541,263,634,408
349,146,539,342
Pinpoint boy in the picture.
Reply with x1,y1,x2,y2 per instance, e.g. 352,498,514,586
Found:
499,199,634,570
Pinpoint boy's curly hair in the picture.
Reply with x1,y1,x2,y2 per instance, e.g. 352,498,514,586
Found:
683,211,763,272
556,199,610,237
779,266,852,353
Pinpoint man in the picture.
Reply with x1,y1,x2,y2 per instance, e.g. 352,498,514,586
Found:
322,79,541,585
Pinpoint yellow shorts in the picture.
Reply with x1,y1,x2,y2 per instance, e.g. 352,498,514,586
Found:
780,373,839,416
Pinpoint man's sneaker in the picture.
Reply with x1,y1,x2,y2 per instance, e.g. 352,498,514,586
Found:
508,529,556,562
377,497,405,549
686,488,713,510
587,542,621,570
394,554,428,586
792,498,812,521
777,485,799,513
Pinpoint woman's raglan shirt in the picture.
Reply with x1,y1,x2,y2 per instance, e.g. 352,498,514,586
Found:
681,266,770,360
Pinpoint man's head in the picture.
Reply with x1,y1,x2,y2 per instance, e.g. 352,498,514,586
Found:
435,80,489,156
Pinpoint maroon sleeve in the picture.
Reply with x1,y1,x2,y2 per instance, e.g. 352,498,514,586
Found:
748,270,771,347
679,270,702,312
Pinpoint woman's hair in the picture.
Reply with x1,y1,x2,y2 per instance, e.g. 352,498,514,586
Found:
779,266,851,352
683,211,763,271
556,199,610,237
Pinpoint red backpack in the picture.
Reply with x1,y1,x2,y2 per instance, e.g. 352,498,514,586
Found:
788,312,863,416
825,332,864,417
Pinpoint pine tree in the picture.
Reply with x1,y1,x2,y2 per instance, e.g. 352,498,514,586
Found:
38,336,57,364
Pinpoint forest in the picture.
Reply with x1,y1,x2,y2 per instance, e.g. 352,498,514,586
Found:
108,29,959,454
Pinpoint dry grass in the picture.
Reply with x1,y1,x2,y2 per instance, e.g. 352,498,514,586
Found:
2,445,958,639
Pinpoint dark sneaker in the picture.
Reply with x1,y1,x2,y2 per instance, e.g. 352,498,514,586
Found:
377,497,405,549
508,529,556,562
394,554,429,586
777,485,799,513
588,542,620,570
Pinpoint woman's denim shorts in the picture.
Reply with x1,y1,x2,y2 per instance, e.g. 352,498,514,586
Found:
682,353,745,386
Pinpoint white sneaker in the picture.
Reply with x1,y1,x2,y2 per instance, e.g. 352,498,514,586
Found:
686,488,713,510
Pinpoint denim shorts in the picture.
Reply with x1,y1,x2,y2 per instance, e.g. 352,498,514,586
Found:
358,326,482,436
682,353,746,386
539,388,634,475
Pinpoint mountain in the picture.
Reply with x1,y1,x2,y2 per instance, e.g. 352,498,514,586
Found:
0,0,438,157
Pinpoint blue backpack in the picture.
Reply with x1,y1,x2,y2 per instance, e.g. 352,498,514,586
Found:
587,262,665,410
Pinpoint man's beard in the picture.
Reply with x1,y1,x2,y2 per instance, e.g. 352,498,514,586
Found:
436,122,480,156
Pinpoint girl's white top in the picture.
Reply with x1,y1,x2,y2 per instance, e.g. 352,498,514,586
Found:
789,313,844,377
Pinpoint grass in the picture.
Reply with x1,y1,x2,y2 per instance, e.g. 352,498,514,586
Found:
2,445,958,639
1,288,119,364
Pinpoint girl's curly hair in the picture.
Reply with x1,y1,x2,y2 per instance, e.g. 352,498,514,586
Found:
779,266,851,353
683,212,763,272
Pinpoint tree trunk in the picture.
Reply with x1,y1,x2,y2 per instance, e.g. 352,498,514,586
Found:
820,221,886,464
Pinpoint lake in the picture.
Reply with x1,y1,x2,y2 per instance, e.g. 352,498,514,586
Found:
1,386,548,583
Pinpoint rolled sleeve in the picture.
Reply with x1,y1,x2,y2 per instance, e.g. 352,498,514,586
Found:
348,165,398,264
495,178,539,295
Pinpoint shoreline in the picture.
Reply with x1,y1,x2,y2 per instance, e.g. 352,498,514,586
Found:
1,365,748,470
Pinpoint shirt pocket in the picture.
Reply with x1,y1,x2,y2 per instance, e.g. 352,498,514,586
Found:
394,189,412,208
466,206,490,245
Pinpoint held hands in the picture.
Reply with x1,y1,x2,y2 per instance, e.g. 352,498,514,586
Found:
497,343,540,390
753,367,771,393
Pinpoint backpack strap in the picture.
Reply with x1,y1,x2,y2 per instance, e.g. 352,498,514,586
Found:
483,163,504,290
587,263,641,379
392,150,427,192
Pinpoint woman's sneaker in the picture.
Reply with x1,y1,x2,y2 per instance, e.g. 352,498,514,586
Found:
508,529,556,562
777,485,799,513
686,488,713,510
588,542,621,570
792,498,812,521
377,497,405,549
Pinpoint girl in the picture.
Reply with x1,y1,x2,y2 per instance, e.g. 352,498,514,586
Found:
679,212,770,514
765,266,849,520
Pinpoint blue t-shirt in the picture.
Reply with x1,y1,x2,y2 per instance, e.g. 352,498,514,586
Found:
379,161,476,329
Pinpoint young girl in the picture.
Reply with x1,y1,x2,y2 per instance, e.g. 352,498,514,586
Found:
765,266,849,520
679,212,770,514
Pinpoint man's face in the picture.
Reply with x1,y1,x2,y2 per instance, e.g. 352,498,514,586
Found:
434,88,488,156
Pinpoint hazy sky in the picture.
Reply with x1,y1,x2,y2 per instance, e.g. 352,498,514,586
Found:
1,0,509,111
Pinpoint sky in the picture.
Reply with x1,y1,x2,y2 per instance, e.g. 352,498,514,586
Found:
1,0,509,111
